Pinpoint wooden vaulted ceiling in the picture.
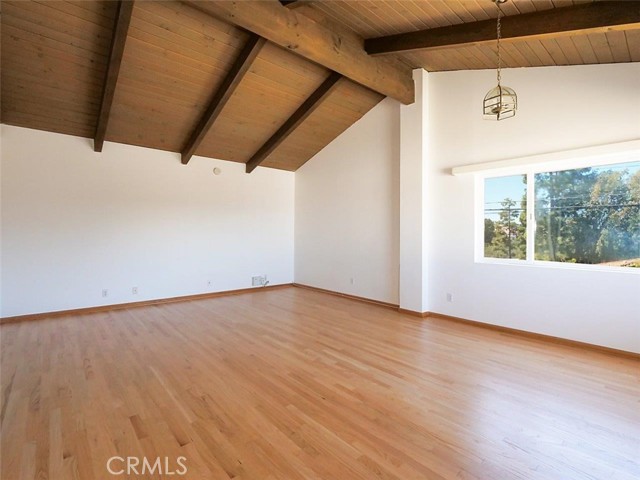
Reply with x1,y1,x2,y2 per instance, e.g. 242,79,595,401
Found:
313,0,640,70
1,1,384,172
2,1,639,172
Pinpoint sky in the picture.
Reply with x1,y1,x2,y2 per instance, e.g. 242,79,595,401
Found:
484,174,526,207
483,162,640,221
485,162,640,204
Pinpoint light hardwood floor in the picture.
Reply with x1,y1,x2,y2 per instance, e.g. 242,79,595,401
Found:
1,286,639,479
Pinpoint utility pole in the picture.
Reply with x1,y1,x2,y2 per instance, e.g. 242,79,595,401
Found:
507,203,512,258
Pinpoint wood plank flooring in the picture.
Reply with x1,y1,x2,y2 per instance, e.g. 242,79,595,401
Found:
1,286,638,479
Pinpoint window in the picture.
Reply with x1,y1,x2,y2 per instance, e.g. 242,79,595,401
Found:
481,160,640,269
484,175,527,260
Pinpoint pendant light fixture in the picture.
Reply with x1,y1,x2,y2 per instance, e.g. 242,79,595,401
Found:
483,0,517,120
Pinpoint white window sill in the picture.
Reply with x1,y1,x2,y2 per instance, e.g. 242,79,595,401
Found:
475,258,640,274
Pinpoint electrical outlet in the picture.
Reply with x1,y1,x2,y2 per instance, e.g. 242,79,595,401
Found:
102,289,108,298
446,293,453,302
350,277,354,285
252,275,267,286
132,287,138,295
207,280,212,287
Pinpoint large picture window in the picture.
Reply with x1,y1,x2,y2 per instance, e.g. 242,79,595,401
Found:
481,160,640,269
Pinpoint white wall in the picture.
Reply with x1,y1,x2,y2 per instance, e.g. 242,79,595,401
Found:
294,62,639,353
399,69,430,312
0,125,294,317
294,98,401,304
3,63,638,352
427,63,640,353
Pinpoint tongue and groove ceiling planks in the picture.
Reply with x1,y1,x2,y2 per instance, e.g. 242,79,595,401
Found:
1,0,638,172
0,0,385,172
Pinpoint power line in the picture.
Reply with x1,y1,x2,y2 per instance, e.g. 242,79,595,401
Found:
485,203,640,212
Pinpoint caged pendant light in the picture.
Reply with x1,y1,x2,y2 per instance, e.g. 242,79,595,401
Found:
483,0,517,120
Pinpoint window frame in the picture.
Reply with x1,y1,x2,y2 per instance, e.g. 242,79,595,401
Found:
474,150,640,274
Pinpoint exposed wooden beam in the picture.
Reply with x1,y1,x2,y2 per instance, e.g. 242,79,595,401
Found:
279,0,307,8
181,34,265,165
245,72,342,173
94,0,134,152
184,0,413,104
365,1,640,55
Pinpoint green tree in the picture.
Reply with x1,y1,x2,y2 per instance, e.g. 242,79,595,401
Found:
484,218,496,245
487,197,526,260
535,168,597,263
535,165,639,265
590,169,640,263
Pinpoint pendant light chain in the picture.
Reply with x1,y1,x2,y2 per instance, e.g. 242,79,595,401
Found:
496,1,502,86
482,0,517,120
